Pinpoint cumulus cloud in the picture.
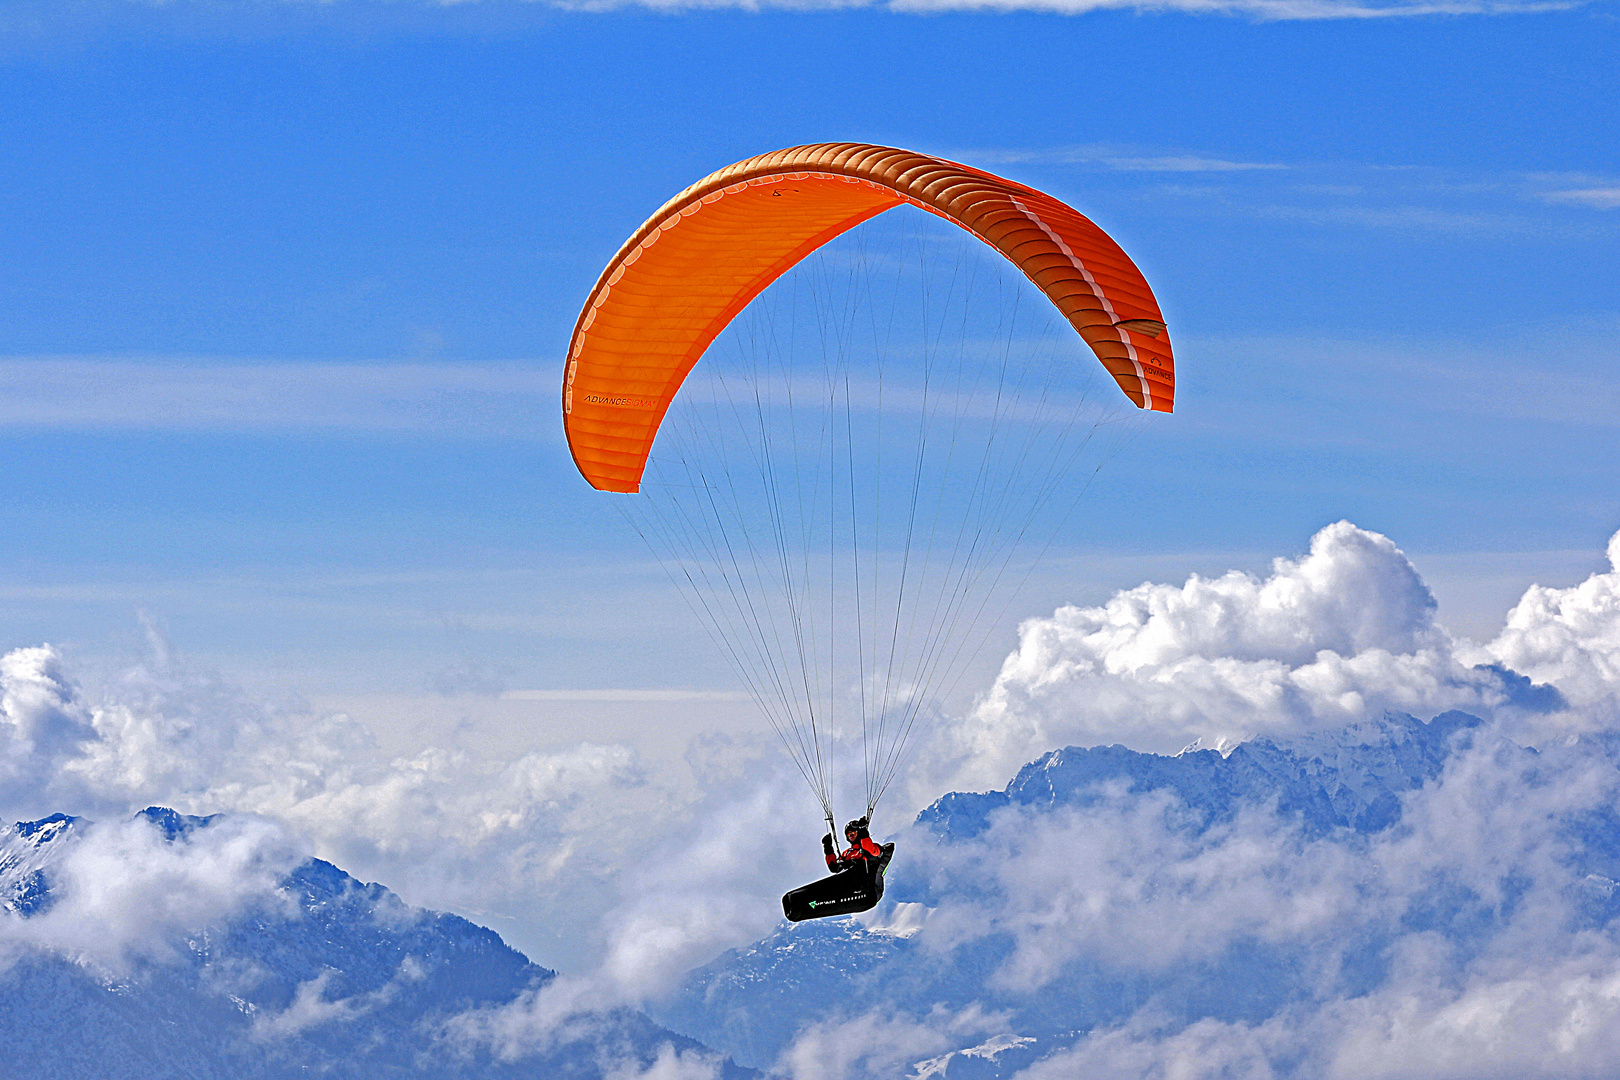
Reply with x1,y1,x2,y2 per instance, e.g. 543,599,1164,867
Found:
930,521,1565,789
728,522,1617,1077
430,766,818,1069
0,631,813,1067
1481,529,1620,719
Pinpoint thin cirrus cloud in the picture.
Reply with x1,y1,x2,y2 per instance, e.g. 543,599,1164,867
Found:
36,0,1581,20
580,0,1576,16
954,147,1619,243
960,143,1289,172
1542,187,1620,210
892,0,1577,13
0,357,554,438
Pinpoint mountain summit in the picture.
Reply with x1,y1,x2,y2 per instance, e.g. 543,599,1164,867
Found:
920,709,1484,839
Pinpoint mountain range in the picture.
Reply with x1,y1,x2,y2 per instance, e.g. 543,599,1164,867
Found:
0,808,752,1080
6,709,1608,1078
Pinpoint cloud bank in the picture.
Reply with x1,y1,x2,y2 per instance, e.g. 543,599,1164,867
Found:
9,518,1620,1076
901,725,1620,1079
0,635,686,976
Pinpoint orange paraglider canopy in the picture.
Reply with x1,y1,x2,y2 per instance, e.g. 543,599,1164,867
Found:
563,143,1174,493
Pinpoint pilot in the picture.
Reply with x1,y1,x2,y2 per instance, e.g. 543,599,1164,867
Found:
822,817,884,874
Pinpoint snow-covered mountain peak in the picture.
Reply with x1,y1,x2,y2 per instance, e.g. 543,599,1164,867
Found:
918,709,1484,840
136,805,222,841
1,812,82,916
914,1034,1039,1079
1178,734,1243,757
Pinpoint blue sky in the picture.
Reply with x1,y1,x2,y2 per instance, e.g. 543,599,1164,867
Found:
1,0,1616,698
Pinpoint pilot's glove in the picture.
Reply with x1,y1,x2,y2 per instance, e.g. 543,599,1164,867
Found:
822,833,835,855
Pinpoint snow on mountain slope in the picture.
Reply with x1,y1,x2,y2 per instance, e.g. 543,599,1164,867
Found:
0,808,754,1080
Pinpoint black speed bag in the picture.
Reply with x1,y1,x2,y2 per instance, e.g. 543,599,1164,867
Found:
782,865,885,922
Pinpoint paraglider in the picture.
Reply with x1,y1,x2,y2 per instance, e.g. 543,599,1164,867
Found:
562,144,1176,920
783,818,895,923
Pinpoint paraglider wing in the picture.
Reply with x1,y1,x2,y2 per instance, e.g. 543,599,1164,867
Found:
563,143,1175,494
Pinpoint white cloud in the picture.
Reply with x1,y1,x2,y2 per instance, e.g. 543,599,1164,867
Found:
0,640,689,973
929,794,1370,991
929,521,1558,791
1013,949,1620,1080
1102,154,1286,171
1,811,302,975
1480,529,1620,720
445,973,620,1060
888,0,1574,17
0,645,97,797
1254,201,1523,235
604,1043,725,1080
1012,1014,1283,1080
550,0,1576,17
12,519,1620,1078
595,779,809,999
1316,955,1620,1080
442,973,723,1078
778,1005,999,1080
253,966,392,1038
766,521,1620,1076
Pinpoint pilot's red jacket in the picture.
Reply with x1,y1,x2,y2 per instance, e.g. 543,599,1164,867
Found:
828,835,884,871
